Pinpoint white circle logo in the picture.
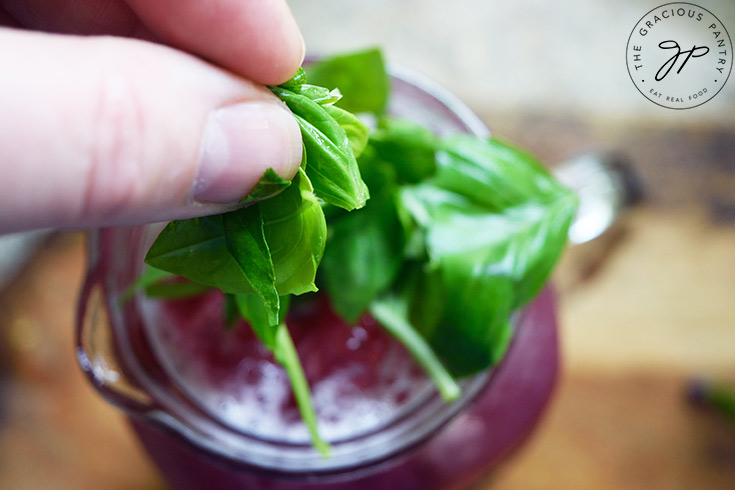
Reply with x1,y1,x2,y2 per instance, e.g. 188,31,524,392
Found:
626,2,732,109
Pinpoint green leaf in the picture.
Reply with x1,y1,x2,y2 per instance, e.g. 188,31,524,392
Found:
322,105,369,158
433,135,564,211
119,265,168,304
321,188,405,322
401,262,446,340
370,117,438,183
397,136,577,375
144,215,251,294
430,136,577,307
429,251,516,376
145,169,327,297
279,67,307,88
272,86,369,211
119,266,213,304
305,48,389,115
239,168,291,204
223,205,279,326
290,84,342,106
260,168,327,296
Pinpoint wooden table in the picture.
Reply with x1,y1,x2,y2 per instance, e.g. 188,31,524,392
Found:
1,115,734,489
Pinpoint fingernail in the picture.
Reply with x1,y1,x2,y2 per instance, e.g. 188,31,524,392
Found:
298,33,306,66
194,101,302,203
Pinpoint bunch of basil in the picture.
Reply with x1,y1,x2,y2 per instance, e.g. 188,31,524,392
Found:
140,49,577,454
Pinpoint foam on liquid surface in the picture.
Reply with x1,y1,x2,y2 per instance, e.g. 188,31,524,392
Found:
140,292,433,443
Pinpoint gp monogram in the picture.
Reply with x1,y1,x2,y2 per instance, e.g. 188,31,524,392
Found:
626,2,732,109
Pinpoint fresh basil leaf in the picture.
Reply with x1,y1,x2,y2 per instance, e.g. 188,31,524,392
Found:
145,169,327,297
144,215,250,293
305,48,389,115
291,84,342,106
430,252,516,376
370,117,438,183
321,187,405,322
433,135,564,210
272,86,369,211
279,67,307,88
223,205,279,326
144,166,297,294
429,136,577,307
352,118,438,261
355,150,428,261
402,262,447,340
398,136,577,375
119,265,169,304
119,266,212,304
260,168,327,295
295,113,369,210
322,104,369,158
394,189,427,260
234,294,329,456
131,265,171,289
240,168,291,204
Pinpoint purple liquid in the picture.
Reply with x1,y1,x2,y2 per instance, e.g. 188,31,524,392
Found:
127,288,559,489
139,292,432,443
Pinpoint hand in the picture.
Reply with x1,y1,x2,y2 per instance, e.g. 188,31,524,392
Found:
0,0,305,233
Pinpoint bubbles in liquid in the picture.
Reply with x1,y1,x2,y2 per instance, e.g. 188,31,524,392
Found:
140,292,433,443
346,326,368,351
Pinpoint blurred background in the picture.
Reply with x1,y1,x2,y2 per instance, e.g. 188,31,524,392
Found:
1,0,733,488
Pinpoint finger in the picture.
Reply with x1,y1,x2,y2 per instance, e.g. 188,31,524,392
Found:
0,0,304,85
2,0,305,85
0,0,150,37
0,28,302,234
125,0,304,84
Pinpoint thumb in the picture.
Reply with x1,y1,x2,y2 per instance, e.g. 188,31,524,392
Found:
0,28,302,234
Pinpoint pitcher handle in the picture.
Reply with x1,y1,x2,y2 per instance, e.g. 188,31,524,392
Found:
75,231,155,417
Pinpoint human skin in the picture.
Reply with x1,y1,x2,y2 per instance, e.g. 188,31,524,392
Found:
0,0,305,233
